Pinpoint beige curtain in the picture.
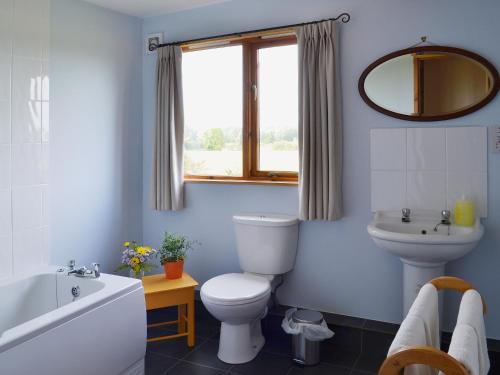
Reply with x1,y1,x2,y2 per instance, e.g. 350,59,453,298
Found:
296,21,343,221
152,46,185,211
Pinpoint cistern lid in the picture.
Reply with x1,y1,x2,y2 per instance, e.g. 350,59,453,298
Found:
233,213,298,227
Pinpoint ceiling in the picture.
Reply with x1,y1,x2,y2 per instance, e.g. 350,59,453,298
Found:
82,0,232,18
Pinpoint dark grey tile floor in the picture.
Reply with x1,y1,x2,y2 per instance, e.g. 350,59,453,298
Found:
145,302,381,375
145,302,500,375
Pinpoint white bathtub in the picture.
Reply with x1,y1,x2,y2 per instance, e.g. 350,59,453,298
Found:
0,267,146,375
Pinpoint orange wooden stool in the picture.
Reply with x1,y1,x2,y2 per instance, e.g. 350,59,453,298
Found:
142,273,198,347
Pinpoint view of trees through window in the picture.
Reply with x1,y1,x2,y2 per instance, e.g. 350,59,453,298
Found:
257,44,298,172
183,42,298,178
183,45,243,176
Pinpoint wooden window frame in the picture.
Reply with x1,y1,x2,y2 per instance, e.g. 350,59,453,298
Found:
182,35,298,185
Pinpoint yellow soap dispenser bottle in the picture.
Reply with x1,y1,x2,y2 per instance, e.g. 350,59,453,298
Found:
454,195,475,227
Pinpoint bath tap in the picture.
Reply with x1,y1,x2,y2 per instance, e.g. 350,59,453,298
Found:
433,210,451,233
66,260,101,278
68,266,90,276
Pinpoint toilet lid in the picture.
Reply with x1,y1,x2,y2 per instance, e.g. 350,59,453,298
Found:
201,273,271,306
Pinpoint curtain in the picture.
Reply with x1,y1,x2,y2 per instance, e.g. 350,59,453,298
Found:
296,21,343,221
152,46,185,211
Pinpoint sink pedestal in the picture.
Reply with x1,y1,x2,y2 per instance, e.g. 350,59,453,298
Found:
402,260,444,315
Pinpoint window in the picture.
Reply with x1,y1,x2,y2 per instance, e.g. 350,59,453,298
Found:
257,45,299,173
182,36,298,183
183,45,243,177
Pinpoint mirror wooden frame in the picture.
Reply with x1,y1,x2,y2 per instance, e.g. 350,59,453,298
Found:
358,46,500,121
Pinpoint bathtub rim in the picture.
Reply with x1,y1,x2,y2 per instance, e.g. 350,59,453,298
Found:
0,266,143,353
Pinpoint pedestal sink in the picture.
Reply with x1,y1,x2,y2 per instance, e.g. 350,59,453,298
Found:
367,210,484,315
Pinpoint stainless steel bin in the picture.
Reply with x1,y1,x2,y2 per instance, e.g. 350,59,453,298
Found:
291,309,324,366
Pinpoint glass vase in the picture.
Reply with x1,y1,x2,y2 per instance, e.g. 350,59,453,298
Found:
129,269,144,279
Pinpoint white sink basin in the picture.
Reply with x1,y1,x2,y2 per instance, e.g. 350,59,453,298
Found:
367,210,485,315
367,211,484,264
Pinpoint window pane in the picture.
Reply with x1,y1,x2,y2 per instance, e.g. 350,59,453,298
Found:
258,44,298,172
183,46,243,177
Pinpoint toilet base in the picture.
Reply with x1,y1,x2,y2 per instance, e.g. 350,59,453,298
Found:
217,319,265,364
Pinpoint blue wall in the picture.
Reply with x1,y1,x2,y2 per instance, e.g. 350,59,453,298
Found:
141,0,500,338
50,0,143,271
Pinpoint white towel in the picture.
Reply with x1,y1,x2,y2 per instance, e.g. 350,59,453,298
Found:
407,283,440,350
449,290,490,375
388,284,440,375
389,315,427,354
440,324,480,375
388,315,437,375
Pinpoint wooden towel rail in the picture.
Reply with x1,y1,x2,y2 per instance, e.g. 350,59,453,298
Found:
430,276,487,314
378,276,486,375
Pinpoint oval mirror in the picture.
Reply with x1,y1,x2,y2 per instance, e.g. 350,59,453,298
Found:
359,46,499,121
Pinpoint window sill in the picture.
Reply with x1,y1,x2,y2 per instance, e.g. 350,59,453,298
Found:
184,178,298,187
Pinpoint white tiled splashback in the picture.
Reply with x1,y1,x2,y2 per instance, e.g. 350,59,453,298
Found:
370,127,487,217
0,0,50,279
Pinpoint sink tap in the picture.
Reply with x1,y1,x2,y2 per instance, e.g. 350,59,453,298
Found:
91,263,101,278
402,208,411,223
433,210,451,232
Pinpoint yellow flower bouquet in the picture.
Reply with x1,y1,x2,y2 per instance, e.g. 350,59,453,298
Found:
116,241,156,278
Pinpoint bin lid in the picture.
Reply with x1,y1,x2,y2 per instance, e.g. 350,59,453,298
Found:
292,309,324,324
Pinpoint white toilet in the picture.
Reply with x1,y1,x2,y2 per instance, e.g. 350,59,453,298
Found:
201,213,299,364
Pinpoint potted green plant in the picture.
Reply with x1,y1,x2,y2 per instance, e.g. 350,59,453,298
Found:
157,232,198,279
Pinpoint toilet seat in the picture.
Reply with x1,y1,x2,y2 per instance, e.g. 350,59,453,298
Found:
201,273,271,306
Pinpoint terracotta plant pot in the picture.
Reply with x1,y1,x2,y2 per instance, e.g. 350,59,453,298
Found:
163,260,184,279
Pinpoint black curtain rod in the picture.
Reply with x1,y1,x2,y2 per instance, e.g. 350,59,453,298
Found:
149,12,350,51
